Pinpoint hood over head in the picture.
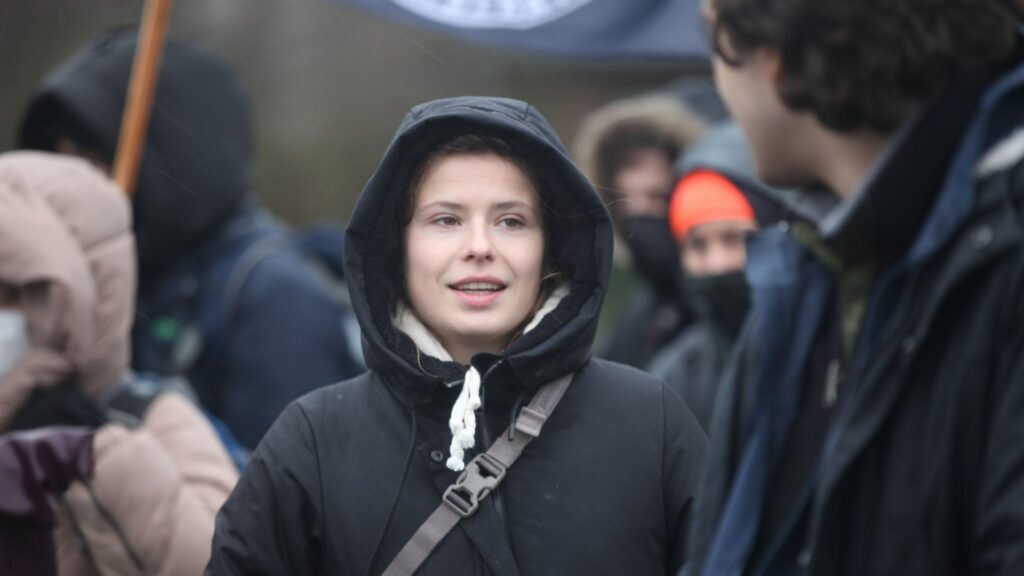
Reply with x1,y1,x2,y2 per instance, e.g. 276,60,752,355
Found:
17,29,253,288
664,78,731,125
574,94,707,298
0,152,135,429
674,121,802,227
345,97,613,408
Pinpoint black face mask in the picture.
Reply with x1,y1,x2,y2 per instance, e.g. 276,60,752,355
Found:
622,216,682,298
684,270,750,339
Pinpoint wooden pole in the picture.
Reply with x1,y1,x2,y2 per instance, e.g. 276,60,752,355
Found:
112,0,174,197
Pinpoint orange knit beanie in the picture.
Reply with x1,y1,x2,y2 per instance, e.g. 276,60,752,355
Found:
669,169,756,241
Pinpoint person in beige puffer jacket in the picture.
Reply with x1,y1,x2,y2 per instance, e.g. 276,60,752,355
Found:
0,151,238,575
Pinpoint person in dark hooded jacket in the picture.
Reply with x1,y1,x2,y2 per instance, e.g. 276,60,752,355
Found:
689,1,1024,574
17,30,362,449
206,96,709,575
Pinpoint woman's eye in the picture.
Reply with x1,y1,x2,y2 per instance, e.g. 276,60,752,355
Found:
499,216,526,229
432,215,460,227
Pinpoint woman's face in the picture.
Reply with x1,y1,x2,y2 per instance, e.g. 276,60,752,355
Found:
404,152,545,363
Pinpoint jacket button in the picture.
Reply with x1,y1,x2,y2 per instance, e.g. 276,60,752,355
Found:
902,336,918,356
971,225,994,249
797,549,813,567
430,449,445,463
180,276,199,296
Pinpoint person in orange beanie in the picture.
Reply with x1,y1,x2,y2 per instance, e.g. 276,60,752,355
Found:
671,169,757,285
648,126,760,433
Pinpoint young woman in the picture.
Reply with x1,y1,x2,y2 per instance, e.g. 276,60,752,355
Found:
0,152,238,575
208,96,708,575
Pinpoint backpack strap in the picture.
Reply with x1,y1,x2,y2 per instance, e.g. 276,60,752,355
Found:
181,236,286,375
382,372,575,576
103,374,164,429
103,373,199,430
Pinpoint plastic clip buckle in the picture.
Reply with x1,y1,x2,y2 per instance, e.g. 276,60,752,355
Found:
442,453,507,518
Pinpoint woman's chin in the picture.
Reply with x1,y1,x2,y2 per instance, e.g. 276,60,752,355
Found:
441,322,518,351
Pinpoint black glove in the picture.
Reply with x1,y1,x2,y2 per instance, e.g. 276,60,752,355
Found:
6,385,107,432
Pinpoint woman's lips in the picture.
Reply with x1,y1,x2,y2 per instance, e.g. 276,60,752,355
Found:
451,288,504,307
449,280,506,308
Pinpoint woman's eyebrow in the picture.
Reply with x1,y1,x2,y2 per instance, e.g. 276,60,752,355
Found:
417,200,464,212
417,199,537,214
493,200,535,211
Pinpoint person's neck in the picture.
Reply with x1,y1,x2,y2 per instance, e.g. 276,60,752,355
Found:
809,126,894,199
442,336,504,366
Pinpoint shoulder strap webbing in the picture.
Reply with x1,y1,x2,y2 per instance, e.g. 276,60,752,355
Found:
382,372,575,576
104,375,164,429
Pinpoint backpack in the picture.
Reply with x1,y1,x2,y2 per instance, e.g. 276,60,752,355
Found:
163,221,363,375
133,218,364,455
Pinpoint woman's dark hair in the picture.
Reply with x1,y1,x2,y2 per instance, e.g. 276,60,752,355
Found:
708,0,1022,132
402,134,548,228
399,134,562,315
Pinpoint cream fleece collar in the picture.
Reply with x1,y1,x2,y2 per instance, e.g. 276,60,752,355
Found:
393,283,569,470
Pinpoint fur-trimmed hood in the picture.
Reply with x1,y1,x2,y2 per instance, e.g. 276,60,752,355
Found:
573,93,708,207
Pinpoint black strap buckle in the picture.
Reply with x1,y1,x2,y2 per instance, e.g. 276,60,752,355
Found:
442,453,507,518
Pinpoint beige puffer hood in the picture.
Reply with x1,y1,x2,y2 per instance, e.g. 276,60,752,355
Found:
0,151,134,428
573,93,708,207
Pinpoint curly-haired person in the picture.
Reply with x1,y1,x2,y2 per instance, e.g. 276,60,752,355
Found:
687,1,1024,575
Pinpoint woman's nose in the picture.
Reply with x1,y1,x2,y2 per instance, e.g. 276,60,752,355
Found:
462,222,494,261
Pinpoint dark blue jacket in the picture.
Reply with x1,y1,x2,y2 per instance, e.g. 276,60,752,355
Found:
690,60,1024,575
132,207,362,448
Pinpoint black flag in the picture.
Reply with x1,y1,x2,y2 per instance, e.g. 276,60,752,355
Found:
330,0,708,59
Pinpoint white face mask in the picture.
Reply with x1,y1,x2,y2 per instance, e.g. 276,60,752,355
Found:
0,310,30,380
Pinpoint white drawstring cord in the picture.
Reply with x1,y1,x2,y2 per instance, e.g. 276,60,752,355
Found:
392,284,571,472
446,365,481,471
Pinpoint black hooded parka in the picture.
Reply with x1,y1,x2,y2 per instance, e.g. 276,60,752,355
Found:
17,31,363,449
206,97,709,576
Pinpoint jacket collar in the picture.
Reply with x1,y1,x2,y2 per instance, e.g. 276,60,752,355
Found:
905,57,1024,265
817,71,993,268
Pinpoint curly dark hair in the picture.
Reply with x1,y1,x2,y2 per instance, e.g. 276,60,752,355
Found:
708,0,1022,132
